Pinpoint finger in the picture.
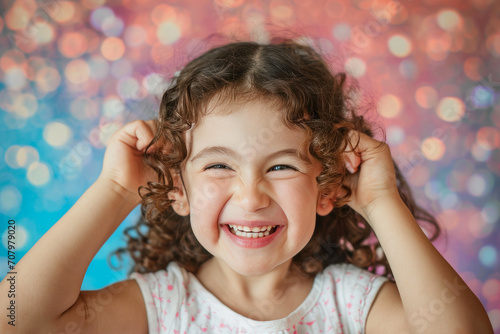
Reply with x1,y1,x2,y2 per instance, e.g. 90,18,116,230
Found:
342,131,384,172
342,130,361,173
117,120,155,152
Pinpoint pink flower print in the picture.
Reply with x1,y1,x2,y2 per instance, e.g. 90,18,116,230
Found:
152,293,164,303
168,285,174,291
306,320,315,326
347,303,352,309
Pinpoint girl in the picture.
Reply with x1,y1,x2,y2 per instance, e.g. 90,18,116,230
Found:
1,39,493,334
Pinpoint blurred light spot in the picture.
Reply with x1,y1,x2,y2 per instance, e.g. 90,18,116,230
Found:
101,37,125,61
463,57,484,81
102,96,125,118
437,9,462,31
426,35,451,61
88,56,109,81
65,59,90,84
102,15,124,37
469,212,495,238
32,22,55,45
70,97,99,120
4,68,27,91
469,85,495,108
117,77,146,101
151,4,177,25
439,192,458,209
483,279,500,302
0,186,22,215
386,126,405,145
82,0,106,9
421,137,445,161
436,97,465,122
270,2,293,20
5,146,22,168
477,127,500,150
481,200,500,224
344,57,366,78
43,121,72,147
407,164,430,188
5,5,31,30
486,34,500,57
437,210,459,231
467,171,494,197
48,1,76,23
2,225,28,250
471,142,492,162
110,59,133,79
157,21,181,45
58,32,88,58
0,50,26,72
143,73,169,95
479,245,497,267
90,6,115,30
399,59,417,79
424,180,443,200
16,146,39,168
35,67,61,93
124,25,147,47
332,23,351,41
415,86,438,109
388,34,412,57
377,94,401,118
14,93,38,118
27,161,51,186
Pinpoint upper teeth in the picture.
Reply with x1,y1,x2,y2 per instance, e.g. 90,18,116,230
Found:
228,224,276,232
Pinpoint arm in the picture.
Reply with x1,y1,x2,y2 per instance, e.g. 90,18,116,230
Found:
0,120,158,333
339,132,493,334
365,195,493,333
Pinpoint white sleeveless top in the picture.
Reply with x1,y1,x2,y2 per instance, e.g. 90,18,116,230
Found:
130,262,388,333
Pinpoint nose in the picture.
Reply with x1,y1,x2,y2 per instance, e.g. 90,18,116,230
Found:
233,177,270,212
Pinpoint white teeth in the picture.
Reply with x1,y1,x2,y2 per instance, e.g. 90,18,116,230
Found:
228,224,277,238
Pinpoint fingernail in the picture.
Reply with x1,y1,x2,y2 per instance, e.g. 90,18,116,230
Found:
345,161,355,173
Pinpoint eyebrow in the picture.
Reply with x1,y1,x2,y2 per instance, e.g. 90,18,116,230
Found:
189,146,312,164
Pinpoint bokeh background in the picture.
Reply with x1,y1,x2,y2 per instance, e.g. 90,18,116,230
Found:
1,0,499,330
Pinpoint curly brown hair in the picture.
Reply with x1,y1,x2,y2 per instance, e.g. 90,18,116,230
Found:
111,37,440,281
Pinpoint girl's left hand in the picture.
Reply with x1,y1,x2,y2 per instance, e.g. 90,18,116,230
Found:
340,131,400,219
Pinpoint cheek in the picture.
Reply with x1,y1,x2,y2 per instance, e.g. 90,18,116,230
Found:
277,179,319,219
188,178,229,244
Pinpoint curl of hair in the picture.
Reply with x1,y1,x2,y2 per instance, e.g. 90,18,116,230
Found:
111,37,440,280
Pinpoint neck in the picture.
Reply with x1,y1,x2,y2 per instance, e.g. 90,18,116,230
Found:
196,257,313,320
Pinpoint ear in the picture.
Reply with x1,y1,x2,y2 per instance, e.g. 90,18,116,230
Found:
168,169,190,216
316,192,335,216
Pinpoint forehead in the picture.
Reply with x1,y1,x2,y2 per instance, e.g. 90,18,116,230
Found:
183,98,311,162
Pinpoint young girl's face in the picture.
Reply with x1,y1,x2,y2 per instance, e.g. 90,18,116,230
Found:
177,98,327,276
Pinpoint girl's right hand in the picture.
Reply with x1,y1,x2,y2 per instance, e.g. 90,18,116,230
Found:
98,119,161,204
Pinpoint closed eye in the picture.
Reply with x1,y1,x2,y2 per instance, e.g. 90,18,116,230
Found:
205,164,231,170
205,164,297,172
268,165,297,172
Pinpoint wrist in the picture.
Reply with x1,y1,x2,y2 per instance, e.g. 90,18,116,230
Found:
95,176,142,207
361,194,407,227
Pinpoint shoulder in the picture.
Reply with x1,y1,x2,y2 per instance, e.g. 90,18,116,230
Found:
129,262,191,333
320,263,390,332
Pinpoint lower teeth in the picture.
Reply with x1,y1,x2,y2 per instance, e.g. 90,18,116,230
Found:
229,226,277,238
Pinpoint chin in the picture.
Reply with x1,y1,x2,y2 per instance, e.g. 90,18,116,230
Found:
224,257,290,277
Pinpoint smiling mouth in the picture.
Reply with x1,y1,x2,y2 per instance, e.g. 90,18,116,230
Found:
227,224,278,238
